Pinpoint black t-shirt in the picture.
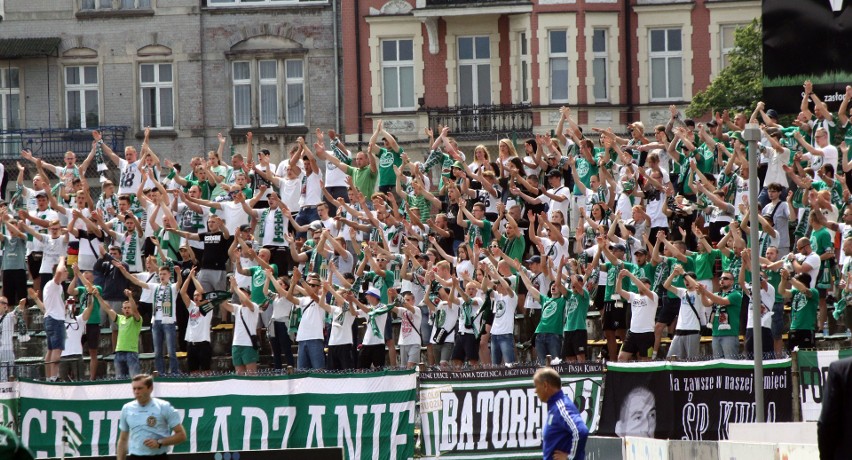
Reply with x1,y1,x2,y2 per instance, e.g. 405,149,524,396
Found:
198,231,233,270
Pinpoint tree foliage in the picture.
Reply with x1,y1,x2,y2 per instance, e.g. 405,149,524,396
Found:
686,19,762,118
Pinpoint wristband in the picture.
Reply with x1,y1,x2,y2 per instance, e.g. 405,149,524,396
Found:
157,441,162,448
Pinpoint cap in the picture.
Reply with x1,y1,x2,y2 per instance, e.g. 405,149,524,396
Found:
239,224,252,232
730,131,745,144
366,287,382,300
546,169,563,178
415,253,430,260
634,248,649,255
308,221,323,231
611,243,627,252
706,119,718,128
34,190,47,197
766,109,779,120
452,161,464,170
525,255,541,264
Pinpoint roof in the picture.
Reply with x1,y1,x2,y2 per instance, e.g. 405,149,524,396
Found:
0,37,61,59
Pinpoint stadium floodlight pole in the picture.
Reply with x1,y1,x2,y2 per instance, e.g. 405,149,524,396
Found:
743,122,764,423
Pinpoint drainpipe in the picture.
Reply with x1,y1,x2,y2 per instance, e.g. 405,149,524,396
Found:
624,0,634,121
333,0,340,134
355,0,363,150
199,2,208,150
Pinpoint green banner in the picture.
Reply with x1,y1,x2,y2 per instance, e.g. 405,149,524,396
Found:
19,371,417,459
797,348,852,422
418,363,604,460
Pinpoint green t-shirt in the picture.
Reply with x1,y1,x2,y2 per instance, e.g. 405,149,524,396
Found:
572,156,599,195
766,269,783,303
536,294,566,334
810,227,833,264
249,264,277,304
185,178,213,200
633,263,654,283
75,286,102,325
498,235,526,264
711,289,742,337
564,289,590,332
346,164,378,199
116,314,143,353
466,219,493,248
721,254,743,290
790,287,818,331
690,249,720,281
364,270,396,303
604,261,636,299
376,147,403,187
666,257,694,299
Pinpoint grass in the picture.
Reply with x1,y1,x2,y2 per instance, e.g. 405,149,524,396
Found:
762,71,852,88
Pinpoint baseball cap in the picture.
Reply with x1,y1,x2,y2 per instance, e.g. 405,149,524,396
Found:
611,243,627,252
546,169,562,178
366,287,382,300
766,109,779,120
525,255,541,264
239,224,252,232
730,131,745,144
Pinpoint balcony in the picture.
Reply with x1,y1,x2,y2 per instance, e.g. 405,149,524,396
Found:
0,126,129,171
414,0,532,17
426,104,533,141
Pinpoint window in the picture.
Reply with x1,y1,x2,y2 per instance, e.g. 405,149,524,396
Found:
207,0,326,5
549,29,569,103
0,68,20,130
720,24,743,69
458,36,491,106
649,28,683,101
65,66,99,129
232,59,304,128
140,63,173,129
82,0,150,9
381,39,415,111
285,60,304,126
592,28,608,102
518,32,530,103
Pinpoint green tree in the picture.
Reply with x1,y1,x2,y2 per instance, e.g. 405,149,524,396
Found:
687,19,762,118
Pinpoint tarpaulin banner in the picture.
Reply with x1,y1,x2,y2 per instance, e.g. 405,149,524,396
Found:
597,359,793,441
18,370,417,459
796,348,852,421
762,0,852,114
418,362,604,459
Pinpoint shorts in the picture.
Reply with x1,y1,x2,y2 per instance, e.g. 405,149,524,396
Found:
231,345,259,367
602,301,627,331
788,329,815,352
358,344,386,369
44,316,66,351
399,344,421,365
384,312,395,342
419,306,432,346
433,342,454,363
770,301,785,340
621,331,655,358
451,332,480,362
593,287,607,311
656,296,680,325
562,330,588,358
85,323,101,351
327,344,354,370
26,252,43,280
187,341,212,372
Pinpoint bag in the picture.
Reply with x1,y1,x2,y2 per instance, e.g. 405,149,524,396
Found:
239,307,260,351
432,324,457,345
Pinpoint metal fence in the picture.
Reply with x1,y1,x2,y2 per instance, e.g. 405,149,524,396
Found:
0,126,129,166
426,104,534,141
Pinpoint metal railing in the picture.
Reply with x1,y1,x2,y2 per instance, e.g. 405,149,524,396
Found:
425,104,533,141
0,125,129,165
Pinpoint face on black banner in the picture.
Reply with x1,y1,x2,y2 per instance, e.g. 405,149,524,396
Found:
597,363,793,441
763,0,852,113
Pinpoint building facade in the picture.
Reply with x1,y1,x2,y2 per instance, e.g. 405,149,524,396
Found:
0,0,341,166
340,0,760,148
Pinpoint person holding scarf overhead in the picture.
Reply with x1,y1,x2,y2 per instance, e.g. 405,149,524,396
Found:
120,264,183,375
351,286,395,369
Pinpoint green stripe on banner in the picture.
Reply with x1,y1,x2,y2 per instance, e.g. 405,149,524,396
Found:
19,372,417,459
606,359,793,373
796,348,852,421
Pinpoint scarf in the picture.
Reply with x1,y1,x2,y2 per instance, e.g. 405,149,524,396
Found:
154,284,173,319
203,291,231,312
122,232,138,268
259,208,285,243
368,301,396,340
793,207,811,240
95,142,108,172
97,194,118,220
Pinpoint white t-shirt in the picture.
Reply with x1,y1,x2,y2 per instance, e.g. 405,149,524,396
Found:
328,304,356,346
135,272,159,303
744,283,775,330
61,314,85,357
396,306,422,346
271,296,294,322
324,150,350,188
489,292,516,336
457,297,483,335
674,288,703,332
43,279,66,321
543,186,572,222
118,159,143,196
296,297,324,341
147,282,179,324
259,208,290,247
628,291,657,333
360,304,390,346
232,303,259,347
26,208,59,253
277,175,302,212
207,202,249,235
300,173,322,208
185,301,213,343
38,235,68,274
523,270,551,311
796,252,821,289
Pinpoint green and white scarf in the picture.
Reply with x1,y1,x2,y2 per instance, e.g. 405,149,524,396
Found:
259,208,286,243
154,284,173,319
367,302,395,340
122,232,138,268
95,142,107,172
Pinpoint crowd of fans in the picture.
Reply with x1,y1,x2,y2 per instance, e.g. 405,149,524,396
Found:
0,79,849,379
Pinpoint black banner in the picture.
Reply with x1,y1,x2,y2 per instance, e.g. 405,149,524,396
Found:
76,448,343,460
597,360,793,441
763,0,852,114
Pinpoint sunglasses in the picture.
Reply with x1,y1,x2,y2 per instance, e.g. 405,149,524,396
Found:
720,276,732,281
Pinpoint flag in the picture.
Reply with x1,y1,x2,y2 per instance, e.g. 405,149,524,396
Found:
63,417,84,456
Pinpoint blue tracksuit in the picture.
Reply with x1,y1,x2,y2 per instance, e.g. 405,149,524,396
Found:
542,389,589,460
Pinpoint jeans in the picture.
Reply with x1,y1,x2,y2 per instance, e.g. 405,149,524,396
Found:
152,321,179,375
295,206,320,240
491,334,516,365
270,321,294,369
712,335,740,359
535,333,562,365
297,339,326,369
114,352,140,379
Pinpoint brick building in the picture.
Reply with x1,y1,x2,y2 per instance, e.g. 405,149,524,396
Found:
340,0,760,148
0,0,341,166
